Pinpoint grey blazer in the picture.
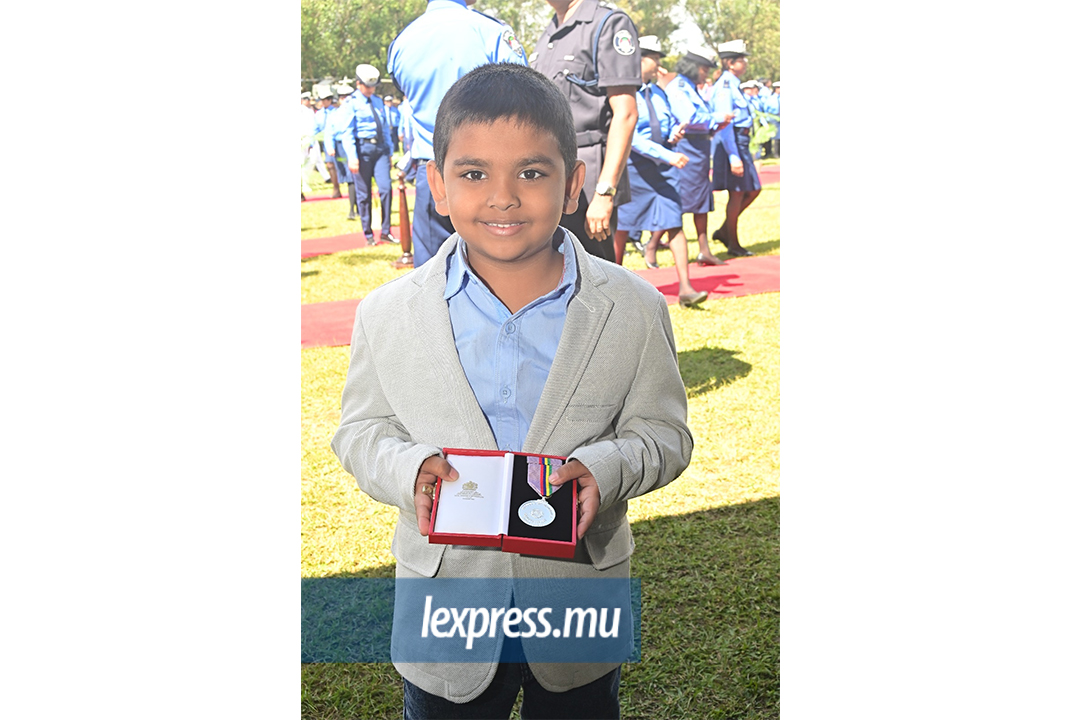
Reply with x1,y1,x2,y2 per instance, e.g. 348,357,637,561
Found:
331,231,693,702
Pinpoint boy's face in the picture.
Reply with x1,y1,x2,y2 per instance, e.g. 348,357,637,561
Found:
428,118,585,267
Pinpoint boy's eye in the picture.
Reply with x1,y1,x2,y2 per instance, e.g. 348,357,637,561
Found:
519,169,545,180
462,170,485,181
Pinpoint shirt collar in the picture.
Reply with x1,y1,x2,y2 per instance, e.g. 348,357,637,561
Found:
444,229,579,304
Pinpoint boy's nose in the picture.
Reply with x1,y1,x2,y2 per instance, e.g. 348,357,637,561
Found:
487,178,520,210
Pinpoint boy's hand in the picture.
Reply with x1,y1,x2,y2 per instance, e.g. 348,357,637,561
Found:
414,456,459,537
549,460,600,539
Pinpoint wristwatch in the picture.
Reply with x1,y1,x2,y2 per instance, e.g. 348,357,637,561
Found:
594,181,616,197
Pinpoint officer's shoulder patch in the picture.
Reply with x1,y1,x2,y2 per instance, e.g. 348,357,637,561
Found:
501,27,525,58
722,79,731,89
613,29,635,56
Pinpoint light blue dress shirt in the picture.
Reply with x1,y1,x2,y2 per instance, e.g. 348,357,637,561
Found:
388,0,528,161
443,230,578,452
665,73,725,134
712,70,753,163
326,103,353,152
341,93,393,166
629,83,683,166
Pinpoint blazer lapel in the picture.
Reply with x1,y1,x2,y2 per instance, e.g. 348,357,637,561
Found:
524,234,614,452
405,239,499,451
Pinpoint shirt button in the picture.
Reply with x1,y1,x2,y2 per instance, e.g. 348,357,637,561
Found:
501,387,511,399
548,42,554,48
505,322,516,334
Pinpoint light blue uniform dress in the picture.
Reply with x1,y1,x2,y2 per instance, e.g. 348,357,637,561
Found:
712,70,761,192
665,73,727,214
617,83,684,234
387,0,528,266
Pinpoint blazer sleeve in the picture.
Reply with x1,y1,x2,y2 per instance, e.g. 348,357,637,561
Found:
330,301,444,514
568,293,693,512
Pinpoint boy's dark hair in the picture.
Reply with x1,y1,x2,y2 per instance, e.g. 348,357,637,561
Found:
433,63,578,176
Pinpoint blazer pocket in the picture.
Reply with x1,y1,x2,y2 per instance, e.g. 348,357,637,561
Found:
391,519,447,578
583,518,636,571
561,402,619,438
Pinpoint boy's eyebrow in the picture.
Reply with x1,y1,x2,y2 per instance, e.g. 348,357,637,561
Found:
450,155,559,168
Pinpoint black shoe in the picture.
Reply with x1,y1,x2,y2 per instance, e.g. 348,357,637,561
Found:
366,235,377,246
632,241,646,256
727,245,754,257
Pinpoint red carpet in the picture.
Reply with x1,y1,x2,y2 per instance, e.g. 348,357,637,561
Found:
302,298,362,349
301,255,778,348
635,254,779,305
758,164,780,185
301,230,400,258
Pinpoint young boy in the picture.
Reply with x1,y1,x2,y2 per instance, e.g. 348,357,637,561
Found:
331,63,693,719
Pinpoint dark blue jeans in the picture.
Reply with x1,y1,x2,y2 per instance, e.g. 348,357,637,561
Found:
403,663,620,720
355,142,393,238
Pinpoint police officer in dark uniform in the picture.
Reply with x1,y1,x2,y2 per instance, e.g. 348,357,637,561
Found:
532,0,640,263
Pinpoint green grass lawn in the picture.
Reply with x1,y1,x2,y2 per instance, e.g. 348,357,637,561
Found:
301,173,780,719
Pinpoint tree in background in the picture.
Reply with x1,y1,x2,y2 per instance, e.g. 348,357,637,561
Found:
473,0,551,57
624,0,679,40
301,0,426,83
683,0,780,82
301,0,779,87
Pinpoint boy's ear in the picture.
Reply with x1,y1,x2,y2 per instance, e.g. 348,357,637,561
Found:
426,160,450,217
563,159,587,215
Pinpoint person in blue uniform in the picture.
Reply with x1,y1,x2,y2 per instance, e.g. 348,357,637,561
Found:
613,35,709,307
325,84,358,219
388,0,528,267
341,64,395,244
311,86,341,198
763,80,780,157
711,39,760,257
384,95,402,153
664,46,733,266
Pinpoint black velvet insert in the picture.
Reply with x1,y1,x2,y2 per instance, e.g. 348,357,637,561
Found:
505,454,574,542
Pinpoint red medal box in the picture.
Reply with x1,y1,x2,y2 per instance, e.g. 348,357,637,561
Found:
428,448,578,559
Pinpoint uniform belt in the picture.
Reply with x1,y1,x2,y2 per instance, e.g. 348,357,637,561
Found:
359,137,379,144
575,129,605,147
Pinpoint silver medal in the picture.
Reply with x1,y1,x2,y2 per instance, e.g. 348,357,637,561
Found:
518,499,556,527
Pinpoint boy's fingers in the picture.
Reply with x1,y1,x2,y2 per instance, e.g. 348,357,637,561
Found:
550,460,586,485
416,498,432,536
576,488,600,538
419,455,459,482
